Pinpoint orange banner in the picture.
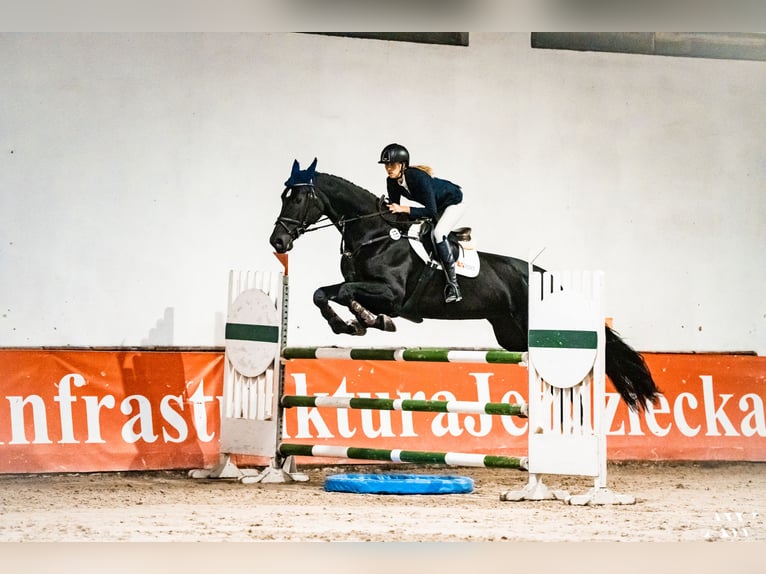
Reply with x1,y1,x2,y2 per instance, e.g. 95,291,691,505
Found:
0,349,763,474
0,350,224,473
609,354,766,460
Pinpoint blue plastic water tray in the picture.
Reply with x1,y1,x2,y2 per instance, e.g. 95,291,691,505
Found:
324,473,474,495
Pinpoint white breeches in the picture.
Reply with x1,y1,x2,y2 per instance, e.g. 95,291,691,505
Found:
433,201,468,242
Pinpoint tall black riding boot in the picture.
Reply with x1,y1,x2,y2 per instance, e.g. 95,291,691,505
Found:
435,239,462,303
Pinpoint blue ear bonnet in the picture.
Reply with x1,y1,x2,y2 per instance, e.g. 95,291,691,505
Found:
284,157,318,187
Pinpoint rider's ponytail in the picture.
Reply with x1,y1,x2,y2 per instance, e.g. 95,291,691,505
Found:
409,165,433,176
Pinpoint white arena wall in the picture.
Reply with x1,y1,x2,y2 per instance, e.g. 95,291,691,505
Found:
1,33,764,354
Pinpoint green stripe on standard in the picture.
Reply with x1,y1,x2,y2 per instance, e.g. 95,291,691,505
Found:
225,323,279,343
528,329,597,349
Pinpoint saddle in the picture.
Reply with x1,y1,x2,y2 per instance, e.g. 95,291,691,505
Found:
407,220,480,278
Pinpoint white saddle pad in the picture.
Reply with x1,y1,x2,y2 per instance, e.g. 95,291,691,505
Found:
406,223,480,278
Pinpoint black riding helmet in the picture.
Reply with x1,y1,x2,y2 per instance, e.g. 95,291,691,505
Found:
378,143,409,167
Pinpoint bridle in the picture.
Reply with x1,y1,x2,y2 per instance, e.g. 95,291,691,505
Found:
274,182,393,242
273,182,325,241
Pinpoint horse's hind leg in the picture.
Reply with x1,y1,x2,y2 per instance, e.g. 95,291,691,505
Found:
313,285,367,336
488,315,528,352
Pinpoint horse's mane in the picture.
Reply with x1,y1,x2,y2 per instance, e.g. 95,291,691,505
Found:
316,172,409,228
316,172,380,207
319,172,375,194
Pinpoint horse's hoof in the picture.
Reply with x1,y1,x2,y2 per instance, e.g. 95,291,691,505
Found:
330,320,355,336
378,315,397,332
349,321,367,336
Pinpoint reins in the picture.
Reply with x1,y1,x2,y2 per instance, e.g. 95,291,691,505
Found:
309,210,388,233
276,184,400,256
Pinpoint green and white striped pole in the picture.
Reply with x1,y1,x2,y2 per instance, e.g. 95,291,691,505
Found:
281,395,528,417
279,443,528,470
282,346,526,364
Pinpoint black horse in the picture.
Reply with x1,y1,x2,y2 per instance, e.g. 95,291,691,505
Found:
270,158,660,412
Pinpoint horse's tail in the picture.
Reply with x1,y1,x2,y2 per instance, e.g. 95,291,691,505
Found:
605,326,661,412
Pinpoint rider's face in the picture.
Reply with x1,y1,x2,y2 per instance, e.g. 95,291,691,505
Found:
384,162,403,179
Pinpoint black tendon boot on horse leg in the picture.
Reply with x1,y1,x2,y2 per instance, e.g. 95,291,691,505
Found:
435,239,462,303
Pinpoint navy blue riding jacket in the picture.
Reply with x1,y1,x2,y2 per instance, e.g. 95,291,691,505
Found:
386,167,463,221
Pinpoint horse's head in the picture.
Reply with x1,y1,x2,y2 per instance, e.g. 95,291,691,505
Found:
270,158,325,253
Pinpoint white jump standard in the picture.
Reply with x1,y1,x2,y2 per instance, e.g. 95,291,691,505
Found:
499,268,634,504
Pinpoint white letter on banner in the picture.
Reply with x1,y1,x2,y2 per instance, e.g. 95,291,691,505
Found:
626,403,646,436
82,395,116,443
356,392,394,438
701,375,739,436
161,395,188,443
739,394,766,437
7,395,52,445
604,393,625,435
431,390,462,437
464,373,492,437
674,393,701,436
644,395,672,437
55,374,84,444
121,395,158,443
291,373,333,439
189,380,215,442
332,377,356,439
396,391,425,437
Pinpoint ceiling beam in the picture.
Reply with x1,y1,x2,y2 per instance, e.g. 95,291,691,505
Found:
531,32,766,62
309,33,469,47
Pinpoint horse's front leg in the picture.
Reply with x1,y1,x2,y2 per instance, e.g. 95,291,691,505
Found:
313,283,367,336
339,281,401,333
349,300,396,332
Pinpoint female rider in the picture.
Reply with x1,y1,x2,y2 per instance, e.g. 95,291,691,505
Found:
378,143,466,303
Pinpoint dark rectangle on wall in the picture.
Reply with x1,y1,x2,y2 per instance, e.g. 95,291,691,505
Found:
311,33,469,46
655,33,766,61
531,32,766,62
532,32,655,54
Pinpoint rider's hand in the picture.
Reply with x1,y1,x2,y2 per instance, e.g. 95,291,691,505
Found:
388,203,411,214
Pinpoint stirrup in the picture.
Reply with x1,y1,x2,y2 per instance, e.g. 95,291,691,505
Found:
444,284,462,303
452,227,472,242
